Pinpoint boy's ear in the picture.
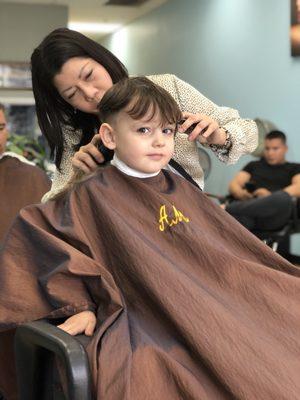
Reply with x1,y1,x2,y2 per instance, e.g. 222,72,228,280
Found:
99,123,116,150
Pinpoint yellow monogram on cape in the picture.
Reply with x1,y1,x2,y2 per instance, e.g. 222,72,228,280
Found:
158,205,190,232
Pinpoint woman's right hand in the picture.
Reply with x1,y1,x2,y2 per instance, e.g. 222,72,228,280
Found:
71,133,105,174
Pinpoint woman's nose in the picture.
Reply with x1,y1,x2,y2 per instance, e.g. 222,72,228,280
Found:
79,84,99,101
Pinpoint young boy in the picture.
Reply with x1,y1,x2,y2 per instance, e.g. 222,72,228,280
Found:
1,77,300,400
56,77,182,337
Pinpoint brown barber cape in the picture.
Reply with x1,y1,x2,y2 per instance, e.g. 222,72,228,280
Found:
0,155,51,400
1,166,300,400
0,155,51,242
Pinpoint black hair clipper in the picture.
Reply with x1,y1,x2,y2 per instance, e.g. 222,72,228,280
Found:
178,119,208,135
96,142,114,164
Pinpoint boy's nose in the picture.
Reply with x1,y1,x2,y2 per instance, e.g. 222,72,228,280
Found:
153,133,165,147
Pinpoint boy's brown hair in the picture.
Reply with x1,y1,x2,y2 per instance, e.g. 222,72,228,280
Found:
98,76,182,126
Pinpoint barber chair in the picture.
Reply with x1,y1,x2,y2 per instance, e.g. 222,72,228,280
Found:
13,197,300,400
207,192,300,258
252,198,300,256
15,320,92,400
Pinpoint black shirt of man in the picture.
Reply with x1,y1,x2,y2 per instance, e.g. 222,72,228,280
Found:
243,158,300,192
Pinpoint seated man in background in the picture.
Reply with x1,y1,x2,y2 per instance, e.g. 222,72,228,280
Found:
0,103,51,400
225,130,300,257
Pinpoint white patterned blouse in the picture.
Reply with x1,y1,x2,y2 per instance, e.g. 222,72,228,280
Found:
42,74,258,201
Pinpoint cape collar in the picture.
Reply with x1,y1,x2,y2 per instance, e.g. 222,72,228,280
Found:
0,151,35,165
110,154,160,179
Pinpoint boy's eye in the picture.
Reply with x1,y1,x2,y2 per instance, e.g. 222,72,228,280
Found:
138,127,150,134
162,128,174,135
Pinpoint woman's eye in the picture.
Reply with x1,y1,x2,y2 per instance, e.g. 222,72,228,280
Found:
85,70,93,80
67,91,76,100
138,127,150,134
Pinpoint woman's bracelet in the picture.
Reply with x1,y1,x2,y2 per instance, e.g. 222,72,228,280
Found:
209,129,232,155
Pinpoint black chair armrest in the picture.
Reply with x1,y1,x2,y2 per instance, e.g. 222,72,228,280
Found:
15,320,92,400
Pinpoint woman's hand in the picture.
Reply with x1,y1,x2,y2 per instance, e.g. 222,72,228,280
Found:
72,133,105,174
179,112,227,146
57,311,97,336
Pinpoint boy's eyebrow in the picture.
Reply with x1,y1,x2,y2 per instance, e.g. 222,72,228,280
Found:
62,61,90,94
131,120,176,126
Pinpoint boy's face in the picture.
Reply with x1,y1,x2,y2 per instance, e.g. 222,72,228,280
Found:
105,107,176,174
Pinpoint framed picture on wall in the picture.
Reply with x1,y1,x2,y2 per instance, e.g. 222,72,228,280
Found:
0,62,32,89
291,0,300,56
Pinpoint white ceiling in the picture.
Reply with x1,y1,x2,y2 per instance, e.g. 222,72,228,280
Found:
0,0,170,38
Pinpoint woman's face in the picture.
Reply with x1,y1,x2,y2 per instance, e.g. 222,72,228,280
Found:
54,57,113,115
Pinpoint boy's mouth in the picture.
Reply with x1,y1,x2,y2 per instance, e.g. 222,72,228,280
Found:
147,153,164,160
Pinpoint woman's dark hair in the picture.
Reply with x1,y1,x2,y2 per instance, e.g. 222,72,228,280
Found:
98,77,182,127
31,27,128,169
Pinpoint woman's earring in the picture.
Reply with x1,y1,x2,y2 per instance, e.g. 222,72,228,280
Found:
74,108,77,114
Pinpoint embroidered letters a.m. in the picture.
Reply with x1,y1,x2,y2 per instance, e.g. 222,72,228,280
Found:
158,205,189,232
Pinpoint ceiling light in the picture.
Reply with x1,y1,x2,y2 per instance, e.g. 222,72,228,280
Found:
68,22,121,34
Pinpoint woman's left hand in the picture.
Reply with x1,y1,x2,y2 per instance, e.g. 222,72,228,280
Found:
179,112,227,146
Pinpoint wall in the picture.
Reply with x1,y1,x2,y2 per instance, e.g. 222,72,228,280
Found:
101,0,300,252
0,2,68,62
0,2,68,103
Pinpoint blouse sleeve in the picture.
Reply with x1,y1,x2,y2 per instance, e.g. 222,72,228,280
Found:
42,125,80,202
171,74,258,164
